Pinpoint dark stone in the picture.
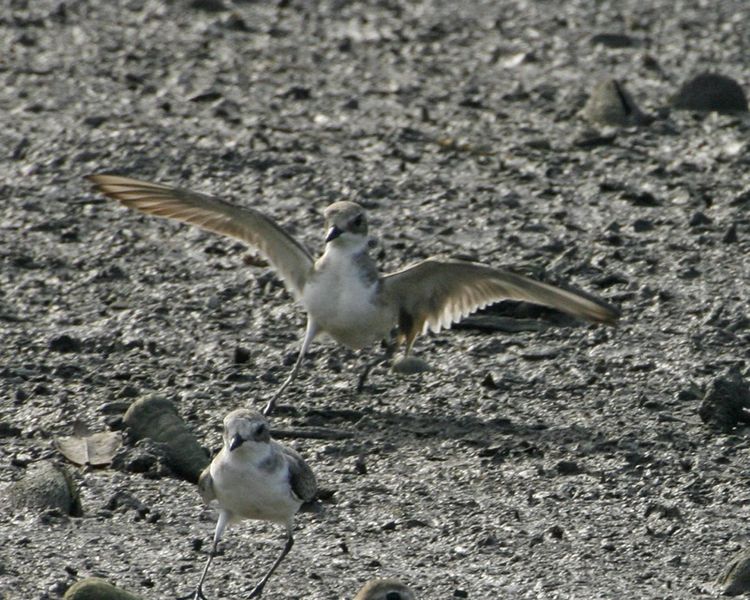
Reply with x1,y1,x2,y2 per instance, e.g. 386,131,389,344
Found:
723,224,738,244
698,367,750,432
556,460,583,475
82,115,108,128
111,438,173,480
590,33,638,48
118,385,139,399
672,73,748,113
0,422,22,437
189,0,227,11
621,190,661,207
644,503,682,520
549,524,564,539
481,372,498,389
49,334,81,353
689,212,712,227
573,132,617,148
12,136,29,160
283,86,312,100
104,489,149,516
234,346,251,364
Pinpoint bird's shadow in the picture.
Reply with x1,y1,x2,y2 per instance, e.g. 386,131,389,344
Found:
275,401,604,461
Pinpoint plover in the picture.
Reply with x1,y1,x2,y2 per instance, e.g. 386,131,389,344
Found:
191,408,316,599
88,175,620,414
354,578,416,600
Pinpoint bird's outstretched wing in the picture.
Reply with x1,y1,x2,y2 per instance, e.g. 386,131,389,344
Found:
382,258,619,341
87,174,314,299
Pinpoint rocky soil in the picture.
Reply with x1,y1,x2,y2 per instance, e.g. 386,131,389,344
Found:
2,1,750,598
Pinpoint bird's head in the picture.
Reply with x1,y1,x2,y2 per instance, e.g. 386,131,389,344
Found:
222,408,271,452
323,201,368,249
354,579,416,600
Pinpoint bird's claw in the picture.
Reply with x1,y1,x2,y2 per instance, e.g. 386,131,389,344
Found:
262,396,276,416
175,588,207,600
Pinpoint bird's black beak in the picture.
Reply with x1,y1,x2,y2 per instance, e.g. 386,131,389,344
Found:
229,434,245,452
325,225,342,243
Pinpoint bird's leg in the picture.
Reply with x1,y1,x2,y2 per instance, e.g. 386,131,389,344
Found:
391,330,431,374
191,543,215,600
402,333,417,360
356,338,397,393
189,512,229,600
264,320,318,416
247,534,295,599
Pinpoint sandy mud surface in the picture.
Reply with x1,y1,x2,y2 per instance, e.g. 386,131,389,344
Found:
2,1,750,598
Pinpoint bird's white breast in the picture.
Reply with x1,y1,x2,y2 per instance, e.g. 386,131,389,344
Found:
302,245,394,348
211,447,299,525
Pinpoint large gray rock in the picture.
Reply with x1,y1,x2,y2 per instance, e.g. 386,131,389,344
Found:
123,396,210,483
64,578,143,600
8,462,82,516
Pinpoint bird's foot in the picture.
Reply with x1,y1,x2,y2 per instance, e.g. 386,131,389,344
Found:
391,356,431,375
356,365,373,394
176,587,208,600
262,396,276,417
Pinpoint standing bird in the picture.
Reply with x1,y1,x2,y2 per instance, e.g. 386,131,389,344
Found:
192,408,317,599
87,174,620,414
354,579,417,600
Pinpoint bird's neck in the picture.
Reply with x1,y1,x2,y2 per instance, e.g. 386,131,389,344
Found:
318,238,376,274
223,441,275,469
322,236,370,259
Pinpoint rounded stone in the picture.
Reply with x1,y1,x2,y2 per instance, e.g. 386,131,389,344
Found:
8,461,82,516
672,72,748,113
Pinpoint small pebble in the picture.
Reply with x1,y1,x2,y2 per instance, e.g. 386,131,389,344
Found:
49,334,82,353
391,356,431,374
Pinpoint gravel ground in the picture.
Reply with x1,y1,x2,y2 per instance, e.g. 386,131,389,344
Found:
2,1,750,599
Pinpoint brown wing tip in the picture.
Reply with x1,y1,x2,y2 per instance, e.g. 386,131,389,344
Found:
86,172,114,184
86,172,124,193
86,173,102,190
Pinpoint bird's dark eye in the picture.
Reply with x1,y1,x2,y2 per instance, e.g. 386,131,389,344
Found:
255,423,267,437
386,593,402,600
353,215,363,227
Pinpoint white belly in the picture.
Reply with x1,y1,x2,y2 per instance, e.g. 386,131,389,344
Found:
212,456,298,525
302,250,394,349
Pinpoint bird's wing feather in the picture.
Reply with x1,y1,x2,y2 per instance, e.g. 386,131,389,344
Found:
87,174,314,299
197,465,216,505
382,258,619,336
281,446,317,503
